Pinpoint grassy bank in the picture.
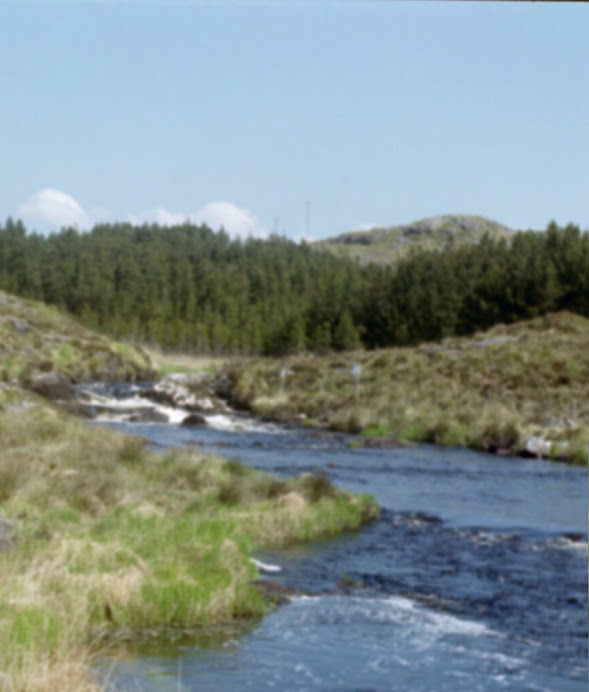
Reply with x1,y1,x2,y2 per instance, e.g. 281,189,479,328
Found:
0,290,154,386
219,312,589,465
0,290,377,688
0,402,377,691
144,347,232,378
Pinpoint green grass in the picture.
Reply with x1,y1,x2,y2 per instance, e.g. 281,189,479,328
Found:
0,402,377,691
0,290,154,385
218,311,589,464
362,423,394,438
0,290,377,689
144,348,233,378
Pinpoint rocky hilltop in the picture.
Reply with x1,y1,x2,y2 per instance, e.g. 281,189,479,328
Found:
315,214,516,265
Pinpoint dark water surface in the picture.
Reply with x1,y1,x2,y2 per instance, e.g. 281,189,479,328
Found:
91,390,587,691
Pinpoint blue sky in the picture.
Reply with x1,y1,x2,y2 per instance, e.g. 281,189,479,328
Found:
1,0,587,240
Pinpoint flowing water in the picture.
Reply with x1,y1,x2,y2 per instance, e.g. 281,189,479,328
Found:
87,385,587,691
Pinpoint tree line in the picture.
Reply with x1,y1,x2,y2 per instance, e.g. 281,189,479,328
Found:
0,218,587,355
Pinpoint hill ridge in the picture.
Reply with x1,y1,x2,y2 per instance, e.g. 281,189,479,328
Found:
316,213,516,264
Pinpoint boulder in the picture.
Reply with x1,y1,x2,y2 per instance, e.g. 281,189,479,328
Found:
26,371,75,401
141,387,177,408
0,315,32,334
252,579,298,605
128,408,169,424
521,436,552,459
0,518,14,551
144,373,219,412
181,412,207,427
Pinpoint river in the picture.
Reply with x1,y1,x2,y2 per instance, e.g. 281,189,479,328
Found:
87,384,587,691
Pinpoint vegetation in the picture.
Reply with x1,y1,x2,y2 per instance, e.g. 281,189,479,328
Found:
0,217,588,355
145,348,232,379
0,291,377,690
0,402,377,691
217,312,589,465
0,290,153,385
0,208,585,691
314,214,514,265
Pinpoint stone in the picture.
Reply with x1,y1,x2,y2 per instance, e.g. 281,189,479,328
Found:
521,436,552,459
0,315,31,334
128,408,169,424
0,670,13,691
181,412,207,427
26,371,75,401
0,518,14,551
252,579,299,605
144,373,219,412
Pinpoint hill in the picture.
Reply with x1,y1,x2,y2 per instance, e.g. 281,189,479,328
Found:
314,214,516,265
0,289,154,390
217,311,589,465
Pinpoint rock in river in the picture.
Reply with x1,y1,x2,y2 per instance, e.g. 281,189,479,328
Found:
181,412,207,427
26,370,75,401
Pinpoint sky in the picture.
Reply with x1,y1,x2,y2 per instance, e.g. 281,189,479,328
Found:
1,0,587,240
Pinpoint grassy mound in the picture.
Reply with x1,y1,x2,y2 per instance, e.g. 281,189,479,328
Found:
0,290,154,385
0,403,376,690
219,312,589,465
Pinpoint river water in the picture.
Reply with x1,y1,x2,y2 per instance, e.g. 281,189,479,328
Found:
88,385,587,691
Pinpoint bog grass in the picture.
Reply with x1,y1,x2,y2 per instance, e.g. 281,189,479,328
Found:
220,312,589,464
0,290,154,385
0,403,377,690
144,348,234,378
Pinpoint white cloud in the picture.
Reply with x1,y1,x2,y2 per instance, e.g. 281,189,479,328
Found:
18,187,268,238
190,201,267,239
129,200,268,239
19,188,92,231
128,207,188,228
18,189,268,240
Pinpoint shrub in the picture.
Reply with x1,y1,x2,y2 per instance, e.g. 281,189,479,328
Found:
297,472,335,504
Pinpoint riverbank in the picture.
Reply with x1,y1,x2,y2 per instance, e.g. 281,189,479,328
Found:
0,401,376,691
216,312,589,465
0,292,377,690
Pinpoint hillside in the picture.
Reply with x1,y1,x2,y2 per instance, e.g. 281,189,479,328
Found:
218,311,589,465
0,290,154,404
315,214,516,265
1,218,587,354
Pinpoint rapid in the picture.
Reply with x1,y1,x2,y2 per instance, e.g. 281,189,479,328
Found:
85,383,587,692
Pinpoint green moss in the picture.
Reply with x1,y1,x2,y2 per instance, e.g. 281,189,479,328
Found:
435,422,472,448
361,423,394,438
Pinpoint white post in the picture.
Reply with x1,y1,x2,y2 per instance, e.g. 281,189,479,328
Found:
279,368,287,394
352,363,362,400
